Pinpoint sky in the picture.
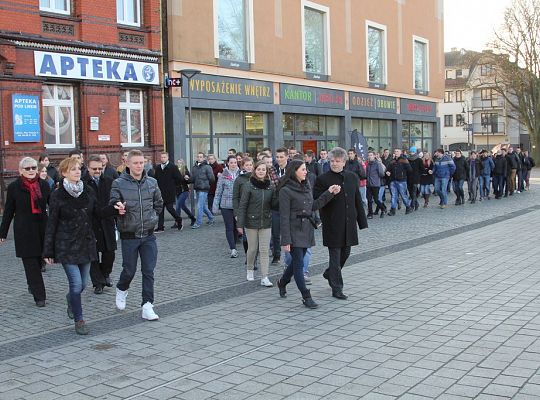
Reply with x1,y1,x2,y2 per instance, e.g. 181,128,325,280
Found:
444,0,513,52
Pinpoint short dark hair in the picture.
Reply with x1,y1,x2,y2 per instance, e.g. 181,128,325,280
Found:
228,148,237,154
261,147,271,153
348,148,356,153
68,149,82,157
38,153,49,162
87,155,101,163
276,148,287,155
435,148,444,154
127,150,144,160
305,150,314,157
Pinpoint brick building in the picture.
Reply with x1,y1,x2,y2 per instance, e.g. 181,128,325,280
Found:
0,0,164,176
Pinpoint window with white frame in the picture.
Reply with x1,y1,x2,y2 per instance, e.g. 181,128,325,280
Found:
302,1,330,76
456,90,464,102
444,91,453,103
216,0,253,63
119,89,144,146
413,36,429,92
117,0,141,26
40,0,70,14
367,22,387,85
42,85,75,148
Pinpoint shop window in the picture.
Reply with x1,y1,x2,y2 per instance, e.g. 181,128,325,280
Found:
367,22,387,85
402,121,434,152
42,84,75,148
213,111,243,136
296,115,325,136
302,1,330,75
119,89,144,147
350,118,393,153
413,36,429,92
40,0,70,15
117,0,140,27
215,0,254,63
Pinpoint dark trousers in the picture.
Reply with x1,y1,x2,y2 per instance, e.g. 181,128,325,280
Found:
493,175,506,197
158,202,182,229
90,250,115,288
22,257,46,302
271,210,281,258
117,235,158,306
280,247,309,298
208,194,215,211
221,208,238,250
366,186,384,215
408,183,420,208
325,246,351,293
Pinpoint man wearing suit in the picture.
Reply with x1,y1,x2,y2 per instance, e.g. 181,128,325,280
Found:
154,151,184,232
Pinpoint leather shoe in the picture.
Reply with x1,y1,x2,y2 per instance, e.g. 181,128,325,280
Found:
332,291,348,300
35,300,46,307
105,277,113,287
94,286,104,294
277,279,287,298
303,297,319,309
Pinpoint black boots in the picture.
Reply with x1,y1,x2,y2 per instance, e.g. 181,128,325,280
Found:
302,291,318,309
277,279,287,298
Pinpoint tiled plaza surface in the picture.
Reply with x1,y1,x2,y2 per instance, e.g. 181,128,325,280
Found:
1,176,540,399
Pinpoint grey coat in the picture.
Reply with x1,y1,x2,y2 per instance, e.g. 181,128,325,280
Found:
191,161,215,192
237,177,278,229
279,179,334,248
366,160,386,187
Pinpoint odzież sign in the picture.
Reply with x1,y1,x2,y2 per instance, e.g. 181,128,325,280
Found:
34,51,159,85
349,92,397,114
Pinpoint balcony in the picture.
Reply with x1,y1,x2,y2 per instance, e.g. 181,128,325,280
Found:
471,122,506,134
472,97,505,109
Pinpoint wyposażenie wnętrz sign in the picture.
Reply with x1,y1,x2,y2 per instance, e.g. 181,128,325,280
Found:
182,74,274,103
34,51,159,85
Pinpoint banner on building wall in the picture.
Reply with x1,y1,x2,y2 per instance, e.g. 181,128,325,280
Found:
349,92,397,114
351,129,368,159
34,51,159,85
12,94,40,142
182,74,274,103
400,98,437,117
280,84,345,109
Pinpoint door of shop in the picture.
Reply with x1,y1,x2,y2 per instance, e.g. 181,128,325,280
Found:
284,139,339,156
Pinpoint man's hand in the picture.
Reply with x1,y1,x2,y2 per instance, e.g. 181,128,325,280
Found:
114,201,126,215
282,244,291,252
44,258,54,265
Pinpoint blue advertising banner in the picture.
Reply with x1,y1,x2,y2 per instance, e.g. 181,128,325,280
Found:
12,94,40,142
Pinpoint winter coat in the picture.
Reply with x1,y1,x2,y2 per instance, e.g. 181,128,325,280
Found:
109,171,164,239
279,179,334,248
213,168,240,210
467,159,482,181
43,184,102,264
452,157,469,181
84,175,117,252
407,155,424,185
318,158,330,174
175,166,191,194
345,159,366,181
232,171,250,213
191,161,215,192
518,153,528,171
209,162,224,195
103,165,119,180
237,177,278,229
366,160,386,187
433,154,456,179
46,164,59,183
525,156,535,171
480,156,495,176
154,162,183,204
0,178,51,258
420,160,434,185
313,170,368,248
306,159,322,177
493,155,508,176
506,152,520,170
387,156,412,182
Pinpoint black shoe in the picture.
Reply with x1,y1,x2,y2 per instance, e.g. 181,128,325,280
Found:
405,207,413,215
504,194,508,198
35,300,46,307
66,294,74,320
105,277,113,287
379,210,385,219
94,286,104,295
332,291,348,300
414,203,419,211
388,209,396,216
303,297,319,309
41,265,46,272
170,223,178,229
455,199,460,205
367,214,373,219
271,256,280,265
27,285,32,295
253,265,258,271
277,279,287,298
154,227,165,233
471,199,476,204
322,270,329,281
177,223,184,231
190,218,197,226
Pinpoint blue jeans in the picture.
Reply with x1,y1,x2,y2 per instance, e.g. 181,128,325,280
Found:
117,235,158,306
378,186,385,203
280,247,309,298
390,181,411,209
284,247,312,274
420,184,432,195
434,177,450,205
359,186,367,208
452,179,465,199
63,262,90,322
195,191,214,225
479,175,491,198
176,191,195,220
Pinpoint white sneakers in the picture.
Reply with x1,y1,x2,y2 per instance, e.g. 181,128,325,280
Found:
230,249,238,258
115,288,128,310
246,270,255,281
142,302,159,321
261,277,273,287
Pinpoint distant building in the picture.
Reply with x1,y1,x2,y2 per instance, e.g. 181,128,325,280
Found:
441,48,528,152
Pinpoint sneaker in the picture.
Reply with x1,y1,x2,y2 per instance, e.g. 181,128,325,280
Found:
75,320,89,335
230,249,238,258
154,227,165,234
141,302,159,321
115,288,128,310
191,224,201,229
261,277,273,287
177,224,184,231
207,219,215,226
304,274,312,285
246,270,255,281
190,217,197,226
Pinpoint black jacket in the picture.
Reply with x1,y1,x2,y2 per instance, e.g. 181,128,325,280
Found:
232,171,250,213
191,161,215,192
506,152,520,170
467,159,482,180
154,162,182,204
84,175,117,252
494,155,508,176
387,156,412,182
306,159,322,178
237,177,278,229
345,159,366,181
103,165,119,180
419,160,434,185
407,155,423,185
313,170,368,248
0,178,50,258
452,157,469,180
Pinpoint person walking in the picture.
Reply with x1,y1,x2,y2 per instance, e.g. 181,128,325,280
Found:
505,147,520,196
433,148,456,208
277,160,339,308
523,150,535,190
419,152,434,207
154,151,184,232
190,152,215,229
207,154,224,210
452,150,468,205
233,157,254,258
270,148,289,265
38,162,55,190
314,147,368,301
479,150,495,200
493,149,508,199
407,147,423,210
365,151,386,219
110,150,163,321
39,153,59,184
174,159,196,227
237,160,277,286
467,151,482,204
212,155,241,258
386,149,413,215
0,157,51,307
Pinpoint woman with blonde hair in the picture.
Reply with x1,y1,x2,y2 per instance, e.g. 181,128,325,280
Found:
419,152,434,207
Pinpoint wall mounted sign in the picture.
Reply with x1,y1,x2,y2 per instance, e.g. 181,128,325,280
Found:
400,98,437,117
182,74,273,103
280,83,344,109
12,94,40,142
349,92,397,114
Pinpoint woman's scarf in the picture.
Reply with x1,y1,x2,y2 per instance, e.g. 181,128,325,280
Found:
21,176,42,214
63,178,84,198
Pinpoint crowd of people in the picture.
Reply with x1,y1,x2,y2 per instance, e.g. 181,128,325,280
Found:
0,143,534,334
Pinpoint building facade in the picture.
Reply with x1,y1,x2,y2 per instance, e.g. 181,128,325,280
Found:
441,48,528,152
165,0,444,165
0,0,164,174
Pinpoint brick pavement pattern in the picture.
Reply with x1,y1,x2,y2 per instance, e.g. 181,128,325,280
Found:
0,179,540,398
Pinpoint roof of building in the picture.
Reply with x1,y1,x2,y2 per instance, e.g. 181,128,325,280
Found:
445,48,481,68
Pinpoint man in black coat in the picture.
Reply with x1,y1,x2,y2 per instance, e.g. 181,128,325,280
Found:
313,147,368,300
154,151,184,232
85,155,117,294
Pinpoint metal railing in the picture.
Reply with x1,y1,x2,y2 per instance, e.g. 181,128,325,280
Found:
472,122,506,134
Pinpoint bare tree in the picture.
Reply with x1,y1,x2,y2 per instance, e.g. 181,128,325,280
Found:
485,0,540,159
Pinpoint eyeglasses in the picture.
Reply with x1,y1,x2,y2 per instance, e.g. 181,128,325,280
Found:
23,166,37,171
90,167,104,171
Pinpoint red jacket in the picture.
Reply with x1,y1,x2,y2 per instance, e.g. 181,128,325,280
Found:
209,162,224,195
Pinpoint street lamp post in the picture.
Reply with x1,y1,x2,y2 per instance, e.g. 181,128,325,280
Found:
461,104,473,151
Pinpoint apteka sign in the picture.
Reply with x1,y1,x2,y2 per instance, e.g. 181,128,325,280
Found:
34,51,159,85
